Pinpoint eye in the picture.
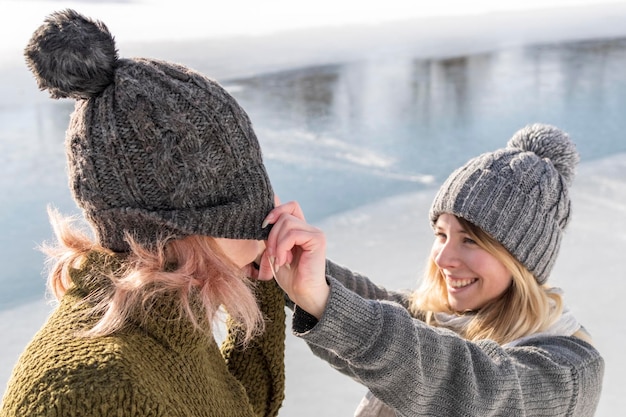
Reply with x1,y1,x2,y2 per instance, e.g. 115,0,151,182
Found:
463,237,477,245
434,231,447,241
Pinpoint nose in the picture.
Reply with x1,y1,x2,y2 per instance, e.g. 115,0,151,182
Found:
433,240,460,269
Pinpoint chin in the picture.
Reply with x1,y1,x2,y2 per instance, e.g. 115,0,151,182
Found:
448,298,479,313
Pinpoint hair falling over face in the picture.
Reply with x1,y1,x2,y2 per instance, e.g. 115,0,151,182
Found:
41,207,265,344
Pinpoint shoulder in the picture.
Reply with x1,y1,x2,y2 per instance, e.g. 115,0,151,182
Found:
6,315,138,382
499,336,604,416
503,334,603,369
3,342,132,416
1,307,157,415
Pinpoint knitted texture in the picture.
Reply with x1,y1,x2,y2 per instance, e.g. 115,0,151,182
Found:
0,255,286,417
222,280,286,417
24,9,274,252
430,124,579,284
294,273,603,417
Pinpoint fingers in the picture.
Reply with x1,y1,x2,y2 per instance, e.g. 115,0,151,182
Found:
261,201,329,318
262,200,306,261
265,212,321,268
262,200,305,229
256,251,276,281
255,200,318,280
262,200,307,263
266,213,326,286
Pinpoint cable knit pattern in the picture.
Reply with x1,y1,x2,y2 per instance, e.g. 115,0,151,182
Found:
24,10,275,252
0,259,285,417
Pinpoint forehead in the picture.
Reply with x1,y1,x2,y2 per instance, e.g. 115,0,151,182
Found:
434,213,462,229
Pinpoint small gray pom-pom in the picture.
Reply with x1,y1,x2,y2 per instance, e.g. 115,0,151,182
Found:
507,123,580,186
24,9,118,99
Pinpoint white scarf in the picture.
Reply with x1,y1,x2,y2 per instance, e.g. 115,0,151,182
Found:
353,288,582,417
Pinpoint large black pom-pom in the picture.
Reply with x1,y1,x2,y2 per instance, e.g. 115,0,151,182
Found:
507,123,580,186
24,9,118,99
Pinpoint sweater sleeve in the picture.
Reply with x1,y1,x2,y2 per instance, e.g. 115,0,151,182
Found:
283,259,413,313
293,277,604,417
325,259,413,308
221,280,286,417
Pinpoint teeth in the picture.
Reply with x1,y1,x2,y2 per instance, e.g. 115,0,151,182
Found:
448,278,476,288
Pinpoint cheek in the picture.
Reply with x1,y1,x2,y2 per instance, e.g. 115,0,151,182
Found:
240,241,262,266
216,239,263,269
484,259,513,293
430,242,442,264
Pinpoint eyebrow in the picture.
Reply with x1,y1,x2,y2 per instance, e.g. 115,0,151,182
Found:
434,224,468,234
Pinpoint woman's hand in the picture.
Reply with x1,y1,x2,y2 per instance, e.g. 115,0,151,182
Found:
259,201,330,319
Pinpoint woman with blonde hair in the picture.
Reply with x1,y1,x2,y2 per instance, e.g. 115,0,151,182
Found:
411,215,586,346
260,124,604,416
1,10,285,417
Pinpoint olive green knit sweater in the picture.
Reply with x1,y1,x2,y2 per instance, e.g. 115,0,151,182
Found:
0,256,286,417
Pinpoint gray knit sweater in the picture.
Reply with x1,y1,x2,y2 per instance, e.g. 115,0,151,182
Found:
291,261,604,417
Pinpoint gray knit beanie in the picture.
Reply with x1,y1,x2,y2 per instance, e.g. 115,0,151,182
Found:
430,124,579,284
24,9,274,252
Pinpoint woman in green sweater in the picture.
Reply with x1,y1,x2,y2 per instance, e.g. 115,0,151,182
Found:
1,10,285,417
260,124,604,416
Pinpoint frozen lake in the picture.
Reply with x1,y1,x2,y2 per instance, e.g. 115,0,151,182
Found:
1,1,625,415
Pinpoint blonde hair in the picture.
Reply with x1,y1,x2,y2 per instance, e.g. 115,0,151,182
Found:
410,216,563,345
42,207,264,343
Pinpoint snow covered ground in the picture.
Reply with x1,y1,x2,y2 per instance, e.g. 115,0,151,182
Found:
1,1,625,415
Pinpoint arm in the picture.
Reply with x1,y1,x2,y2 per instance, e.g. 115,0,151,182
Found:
262,201,603,416
294,277,604,417
283,259,413,311
221,280,286,417
295,260,418,379
325,259,413,308
261,200,417,319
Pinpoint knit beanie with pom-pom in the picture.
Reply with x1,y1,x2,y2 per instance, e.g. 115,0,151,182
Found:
24,9,274,252
430,123,579,284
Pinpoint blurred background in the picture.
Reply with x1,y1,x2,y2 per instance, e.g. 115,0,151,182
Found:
1,1,625,415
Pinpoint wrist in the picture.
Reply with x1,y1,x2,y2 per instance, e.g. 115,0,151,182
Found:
296,282,330,320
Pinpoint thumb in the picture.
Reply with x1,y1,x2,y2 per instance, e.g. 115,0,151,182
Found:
257,251,276,281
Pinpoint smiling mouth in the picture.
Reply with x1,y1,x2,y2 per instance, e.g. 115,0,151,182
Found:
447,278,478,289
